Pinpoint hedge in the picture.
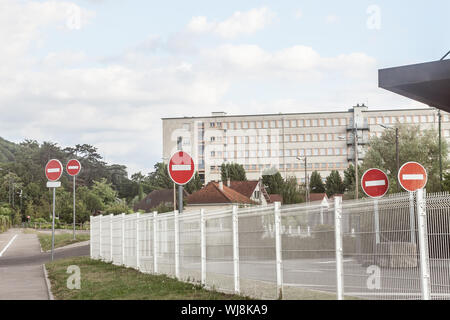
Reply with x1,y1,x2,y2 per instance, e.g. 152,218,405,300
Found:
0,215,11,233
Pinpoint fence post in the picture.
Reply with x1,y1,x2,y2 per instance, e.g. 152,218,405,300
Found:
121,213,125,266
374,199,380,245
174,210,180,279
334,196,344,300
89,216,93,259
409,192,416,243
232,205,240,294
274,201,283,299
110,214,113,262
200,208,206,286
153,211,158,274
136,212,140,270
99,215,103,260
417,188,431,300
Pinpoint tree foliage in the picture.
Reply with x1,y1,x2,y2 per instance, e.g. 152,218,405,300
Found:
220,163,247,182
362,125,448,193
309,171,325,193
325,170,345,197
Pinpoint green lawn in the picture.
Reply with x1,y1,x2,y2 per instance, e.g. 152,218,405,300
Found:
37,232,90,251
45,257,250,300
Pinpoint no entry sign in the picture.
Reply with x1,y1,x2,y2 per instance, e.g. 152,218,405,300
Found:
45,159,63,181
168,151,195,185
361,168,389,198
66,159,81,176
398,161,427,192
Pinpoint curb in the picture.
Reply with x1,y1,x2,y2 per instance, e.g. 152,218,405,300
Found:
43,264,55,300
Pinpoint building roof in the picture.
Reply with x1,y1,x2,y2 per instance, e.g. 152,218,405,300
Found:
133,189,188,212
268,194,283,204
228,180,259,198
186,182,255,205
309,193,328,202
379,59,450,112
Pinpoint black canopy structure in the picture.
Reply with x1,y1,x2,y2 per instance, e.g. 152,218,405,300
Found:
379,59,450,112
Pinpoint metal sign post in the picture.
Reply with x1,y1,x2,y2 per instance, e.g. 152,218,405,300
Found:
45,159,63,261
66,159,81,240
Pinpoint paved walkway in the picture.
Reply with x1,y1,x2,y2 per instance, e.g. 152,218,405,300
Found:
0,229,49,300
0,228,90,300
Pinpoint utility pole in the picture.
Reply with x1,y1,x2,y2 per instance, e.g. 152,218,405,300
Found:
354,124,359,200
438,109,443,191
396,127,400,192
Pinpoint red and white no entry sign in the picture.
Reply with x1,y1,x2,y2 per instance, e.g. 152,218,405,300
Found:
45,159,63,181
66,159,81,176
398,161,427,192
361,168,389,198
168,151,195,185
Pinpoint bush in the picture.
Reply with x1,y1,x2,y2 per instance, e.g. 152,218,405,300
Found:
0,215,11,233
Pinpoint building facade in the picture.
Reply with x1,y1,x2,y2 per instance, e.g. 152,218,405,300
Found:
162,105,450,184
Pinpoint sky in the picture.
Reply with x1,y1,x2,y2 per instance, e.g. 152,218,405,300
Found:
1,0,449,176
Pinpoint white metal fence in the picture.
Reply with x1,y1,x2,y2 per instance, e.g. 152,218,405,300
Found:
90,190,450,300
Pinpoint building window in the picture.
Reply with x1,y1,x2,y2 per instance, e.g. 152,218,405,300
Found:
384,117,391,124
428,115,434,122
210,166,215,171
286,164,291,169
249,122,255,129
298,119,304,127
377,117,383,124
211,151,215,157
327,133,333,141
335,148,341,155
286,150,291,157
291,135,297,142
421,115,427,123
250,150,256,157
305,119,311,126
270,121,276,128
236,122,241,129
320,149,326,156
299,134,304,142
252,164,257,170
327,119,332,126
314,163,320,169
243,122,248,129
322,163,327,169
312,119,318,126
320,119,325,126
284,120,290,128
335,163,341,169
312,134,318,141
263,121,269,128
249,136,255,143
328,148,334,155
210,137,215,142
245,150,249,158
285,135,290,142
279,164,284,169
300,149,305,156
291,120,296,127
183,123,190,131
320,134,325,141
277,120,283,127
333,119,339,126
210,122,215,128
292,149,298,157
256,121,262,128
306,149,312,156
313,149,319,156
406,116,412,123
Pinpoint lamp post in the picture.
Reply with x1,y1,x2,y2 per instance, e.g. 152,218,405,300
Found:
297,156,308,202
379,124,400,192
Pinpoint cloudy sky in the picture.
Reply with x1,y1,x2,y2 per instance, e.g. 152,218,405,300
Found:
1,0,449,176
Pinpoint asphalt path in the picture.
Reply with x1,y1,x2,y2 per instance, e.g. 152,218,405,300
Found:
0,229,89,300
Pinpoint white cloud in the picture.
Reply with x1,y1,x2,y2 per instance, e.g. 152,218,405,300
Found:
187,7,275,38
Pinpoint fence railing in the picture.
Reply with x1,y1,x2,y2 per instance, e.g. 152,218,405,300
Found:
90,190,450,300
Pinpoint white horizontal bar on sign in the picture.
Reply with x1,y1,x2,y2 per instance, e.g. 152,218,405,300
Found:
68,166,79,170
47,168,61,173
172,164,191,171
365,180,386,187
402,174,424,180
47,181,61,188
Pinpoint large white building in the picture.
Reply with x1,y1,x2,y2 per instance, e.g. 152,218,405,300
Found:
162,105,450,184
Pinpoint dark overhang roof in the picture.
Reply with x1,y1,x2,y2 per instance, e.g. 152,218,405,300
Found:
379,59,450,112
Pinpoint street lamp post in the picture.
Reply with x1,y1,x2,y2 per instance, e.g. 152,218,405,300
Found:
354,125,359,200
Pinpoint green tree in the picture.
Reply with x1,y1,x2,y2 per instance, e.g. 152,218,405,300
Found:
281,176,303,204
262,171,284,194
343,164,363,198
185,172,203,194
325,170,345,197
220,163,247,181
309,171,325,193
362,125,448,193
91,178,118,206
147,162,173,190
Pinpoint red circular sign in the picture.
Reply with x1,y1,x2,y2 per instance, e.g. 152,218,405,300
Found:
45,159,63,181
398,162,427,192
168,151,195,185
361,168,389,198
66,159,82,176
